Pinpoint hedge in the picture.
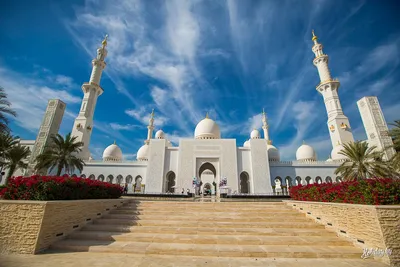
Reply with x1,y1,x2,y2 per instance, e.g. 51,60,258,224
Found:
289,178,400,205
0,175,123,200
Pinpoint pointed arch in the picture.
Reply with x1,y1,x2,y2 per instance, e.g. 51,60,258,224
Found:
239,171,250,194
305,176,312,185
134,175,142,192
116,175,123,184
125,175,133,184
285,176,292,187
166,171,176,193
198,162,216,178
80,174,86,179
315,176,322,184
326,176,332,183
295,176,301,186
98,174,104,181
89,174,95,180
336,176,342,183
107,175,114,183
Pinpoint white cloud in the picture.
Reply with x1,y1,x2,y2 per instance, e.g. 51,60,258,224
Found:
0,66,80,132
125,107,169,128
109,123,138,131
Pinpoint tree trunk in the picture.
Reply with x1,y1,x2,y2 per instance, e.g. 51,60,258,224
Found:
5,164,16,184
56,165,62,176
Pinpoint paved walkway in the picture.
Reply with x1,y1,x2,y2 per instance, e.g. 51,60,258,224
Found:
1,252,388,267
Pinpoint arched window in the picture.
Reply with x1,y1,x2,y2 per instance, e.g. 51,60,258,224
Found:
305,176,312,185
126,175,133,184
89,174,95,180
295,176,301,185
239,171,250,194
315,176,322,184
274,176,282,186
107,175,114,183
336,176,342,183
326,176,332,183
80,174,86,179
134,175,142,192
116,175,123,184
166,171,176,193
285,176,292,187
98,174,104,181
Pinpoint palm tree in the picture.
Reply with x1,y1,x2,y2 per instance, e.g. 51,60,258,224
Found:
0,132,19,174
0,86,17,134
389,120,400,152
35,133,85,176
4,144,31,183
335,141,392,181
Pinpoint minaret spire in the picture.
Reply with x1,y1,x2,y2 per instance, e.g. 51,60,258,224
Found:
145,109,155,144
311,30,354,149
261,109,270,141
71,35,108,160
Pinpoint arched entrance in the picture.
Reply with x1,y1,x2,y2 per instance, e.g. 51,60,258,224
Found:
239,171,250,194
198,162,217,195
134,176,142,193
166,171,176,193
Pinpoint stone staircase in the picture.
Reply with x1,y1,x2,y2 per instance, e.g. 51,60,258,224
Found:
50,200,381,264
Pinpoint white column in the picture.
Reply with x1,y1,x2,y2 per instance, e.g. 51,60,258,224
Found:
71,35,108,160
312,30,354,148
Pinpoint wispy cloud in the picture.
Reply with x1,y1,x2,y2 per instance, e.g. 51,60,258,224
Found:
109,123,139,131
0,66,80,133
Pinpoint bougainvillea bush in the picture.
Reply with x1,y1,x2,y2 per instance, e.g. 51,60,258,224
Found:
0,175,123,200
289,178,400,205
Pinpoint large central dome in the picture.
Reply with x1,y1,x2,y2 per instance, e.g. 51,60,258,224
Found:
194,115,221,139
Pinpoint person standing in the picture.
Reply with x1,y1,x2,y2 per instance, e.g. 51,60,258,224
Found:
124,183,128,195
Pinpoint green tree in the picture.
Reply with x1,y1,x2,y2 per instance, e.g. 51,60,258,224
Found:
335,141,392,181
0,87,17,134
4,144,31,183
0,132,19,177
389,120,400,152
35,133,85,176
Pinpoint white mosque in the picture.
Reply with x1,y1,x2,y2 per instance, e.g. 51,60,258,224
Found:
4,31,394,194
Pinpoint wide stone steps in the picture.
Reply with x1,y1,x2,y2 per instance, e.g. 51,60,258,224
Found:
67,231,351,246
102,213,308,222
50,200,375,263
51,240,362,259
93,218,322,229
82,224,336,236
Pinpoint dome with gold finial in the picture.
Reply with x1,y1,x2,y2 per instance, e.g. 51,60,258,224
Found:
194,113,221,139
102,141,123,162
102,34,108,47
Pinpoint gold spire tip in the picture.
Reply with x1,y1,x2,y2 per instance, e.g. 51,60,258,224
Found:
311,30,318,41
113,140,116,145
262,108,265,115
102,34,108,47
151,109,155,117
205,112,209,119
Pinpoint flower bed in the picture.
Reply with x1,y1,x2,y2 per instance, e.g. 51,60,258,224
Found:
0,175,123,200
289,178,400,205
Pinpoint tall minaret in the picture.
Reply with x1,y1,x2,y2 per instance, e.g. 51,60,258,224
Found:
71,35,108,160
262,109,270,141
145,109,155,144
311,30,354,148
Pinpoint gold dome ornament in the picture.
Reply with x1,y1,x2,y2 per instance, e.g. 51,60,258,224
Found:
340,122,348,130
329,125,335,132
102,34,108,47
312,30,318,42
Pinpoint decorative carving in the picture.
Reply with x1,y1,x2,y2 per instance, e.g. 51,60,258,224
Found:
329,125,335,132
86,125,92,131
76,123,82,129
340,123,348,130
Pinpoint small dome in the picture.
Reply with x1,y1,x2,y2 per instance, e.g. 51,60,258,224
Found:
267,144,280,161
103,143,123,162
243,140,250,148
250,129,261,139
194,115,221,139
326,157,333,162
155,130,165,139
296,142,317,161
331,144,347,161
137,144,149,161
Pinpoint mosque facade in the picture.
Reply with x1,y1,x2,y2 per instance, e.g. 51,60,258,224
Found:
3,31,393,194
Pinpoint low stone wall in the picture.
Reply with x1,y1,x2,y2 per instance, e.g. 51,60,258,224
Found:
284,200,399,267
0,199,131,254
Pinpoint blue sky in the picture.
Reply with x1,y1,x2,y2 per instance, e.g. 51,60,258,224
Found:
1,0,399,161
